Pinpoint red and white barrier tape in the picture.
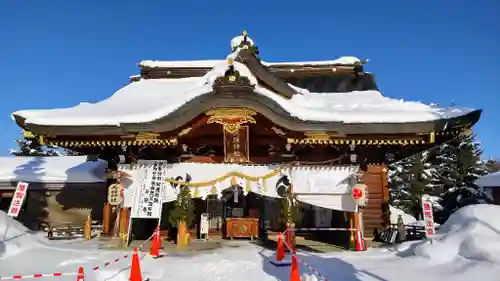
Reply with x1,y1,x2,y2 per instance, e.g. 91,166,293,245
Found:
0,273,76,280
297,259,329,281
91,231,154,272
282,239,330,281
288,227,357,232
0,232,156,279
91,253,129,271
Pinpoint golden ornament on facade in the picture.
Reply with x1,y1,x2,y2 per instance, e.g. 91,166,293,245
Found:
304,131,344,139
271,126,286,136
286,138,426,146
49,137,177,147
135,132,160,141
460,129,472,136
205,108,257,134
23,130,35,139
178,127,192,137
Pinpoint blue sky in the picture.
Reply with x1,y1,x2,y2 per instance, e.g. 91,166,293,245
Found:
0,1,498,158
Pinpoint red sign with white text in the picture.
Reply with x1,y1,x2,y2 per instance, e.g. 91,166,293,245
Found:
421,196,435,238
7,182,29,217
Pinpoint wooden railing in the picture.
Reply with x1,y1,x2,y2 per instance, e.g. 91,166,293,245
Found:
39,220,103,240
377,223,440,244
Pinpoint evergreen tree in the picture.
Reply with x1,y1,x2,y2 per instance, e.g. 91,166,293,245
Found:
168,184,195,228
389,151,439,219
10,138,59,156
10,136,80,157
280,185,302,226
432,133,489,223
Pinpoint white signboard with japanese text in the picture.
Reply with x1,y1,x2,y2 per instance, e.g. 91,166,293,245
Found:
200,213,209,235
107,183,123,206
7,182,29,218
130,160,167,219
421,195,436,238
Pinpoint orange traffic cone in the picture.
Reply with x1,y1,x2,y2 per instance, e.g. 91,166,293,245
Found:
156,226,162,249
289,255,301,281
276,232,285,261
76,267,84,281
150,226,161,258
355,229,366,251
130,248,143,281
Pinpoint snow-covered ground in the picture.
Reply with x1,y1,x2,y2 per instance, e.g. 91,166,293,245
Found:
2,204,500,281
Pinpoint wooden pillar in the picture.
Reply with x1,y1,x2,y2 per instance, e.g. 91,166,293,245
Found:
118,207,130,248
84,213,92,240
353,209,359,235
119,207,129,236
112,206,120,237
349,212,355,249
102,203,111,235
380,164,390,228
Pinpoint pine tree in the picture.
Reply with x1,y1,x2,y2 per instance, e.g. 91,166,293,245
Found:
10,136,80,157
168,184,195,228
280,186,302,226
389,151,439,219
10,139,59,156
432,133,489,223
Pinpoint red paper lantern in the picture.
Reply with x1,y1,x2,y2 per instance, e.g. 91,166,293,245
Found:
352,188,363,200
351,183,368,206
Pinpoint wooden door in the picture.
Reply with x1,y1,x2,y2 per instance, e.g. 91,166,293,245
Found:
206,195,222,231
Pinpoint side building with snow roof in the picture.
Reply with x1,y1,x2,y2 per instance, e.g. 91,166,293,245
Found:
0,156,107,229
476,172,500,205
11,32,481,243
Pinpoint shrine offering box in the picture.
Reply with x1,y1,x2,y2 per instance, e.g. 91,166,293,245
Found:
225,218,259,240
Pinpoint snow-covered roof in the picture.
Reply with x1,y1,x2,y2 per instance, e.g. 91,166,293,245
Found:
12,58,473,127
138,56,361,69
389,205,417,225
141,35,361,69
475,171,500,187
0,156,107,183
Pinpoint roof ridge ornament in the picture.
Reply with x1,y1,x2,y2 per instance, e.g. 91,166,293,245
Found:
212,56,254,92
231,30,260,58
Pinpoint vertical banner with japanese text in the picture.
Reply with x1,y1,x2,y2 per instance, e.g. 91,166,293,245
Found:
130,160,167,219
421,195,436,239
7,182,29,218
223,125,249,163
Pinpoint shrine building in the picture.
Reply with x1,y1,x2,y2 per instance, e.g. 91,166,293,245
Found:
11,32,481,243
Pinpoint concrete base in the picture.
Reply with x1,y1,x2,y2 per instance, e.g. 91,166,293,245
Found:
269,254,292,267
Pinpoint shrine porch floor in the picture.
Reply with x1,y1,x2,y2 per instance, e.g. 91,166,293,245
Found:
90,233,359,253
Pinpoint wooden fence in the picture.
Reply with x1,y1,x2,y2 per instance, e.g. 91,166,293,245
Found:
377,223,440,244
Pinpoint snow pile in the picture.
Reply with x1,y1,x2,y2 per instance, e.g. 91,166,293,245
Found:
390,205,417,224
413,204,500,264
0,211,42,259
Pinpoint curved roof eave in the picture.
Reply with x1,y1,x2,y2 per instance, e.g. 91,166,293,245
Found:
18,90,482,136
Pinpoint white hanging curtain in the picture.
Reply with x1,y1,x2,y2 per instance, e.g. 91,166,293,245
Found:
122,162,359,212
287,165,359,212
